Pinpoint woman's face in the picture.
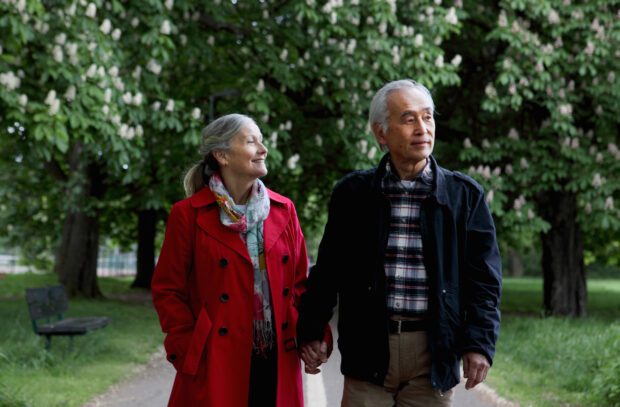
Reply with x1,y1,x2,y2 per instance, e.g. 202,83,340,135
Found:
220,122,268,181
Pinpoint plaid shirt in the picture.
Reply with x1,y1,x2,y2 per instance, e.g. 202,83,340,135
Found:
382,159,433,317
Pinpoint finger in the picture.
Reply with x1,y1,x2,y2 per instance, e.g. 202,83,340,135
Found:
462,358,469,378
319,341,328,362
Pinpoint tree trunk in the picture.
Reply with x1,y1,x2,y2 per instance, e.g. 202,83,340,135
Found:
537,190,587,317
132,209,158,289
507,248,524,277
53,143,104,298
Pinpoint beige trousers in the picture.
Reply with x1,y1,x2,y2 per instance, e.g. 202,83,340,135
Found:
341,331,454,407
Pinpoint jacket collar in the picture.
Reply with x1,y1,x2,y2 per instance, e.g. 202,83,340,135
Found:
371,153,448,206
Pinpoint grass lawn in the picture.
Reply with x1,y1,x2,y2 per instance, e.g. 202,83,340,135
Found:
0,273,163,407
489,278,620,407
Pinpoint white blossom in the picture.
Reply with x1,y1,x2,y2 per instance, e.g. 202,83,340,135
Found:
492,167,501,177
256,79,265,93
131,17,140,27
135,125,144,137
285,120,292,131
548,9,560,24
113,77,124,91
414,34,423,47
287,154,300,170
570,137,579,149
111,114,121,126
97,66,105,77
86,64,97,78
316,86,324,96
165,99,175,112
132,66,142,80
165,0,174,10
51,45,64,63
100,19,112,35
44,90,57,105
64,86,76,101
592,173,603,188
102,105,109,115
445,7,458,24
482,139,491,149
585,41,595,56
48,99,60,116
18,94,28,106
485,83,497,98
55,33,67,45
367,146,377,160
558,104,572,116
463,138,472,148
486,190,494,204
133,93,143,106
85,3,97,18
208,36,215,46
451,54,462,67
595,105,603,116
337,119,345,130
604,197,614,210
498,11,508,27
509,84,517,95
505,164,513,175
513,195,526,211
315,134,323,147
270,131,278,148
527,209,535,220
122,92,132,104
358,139,368,154
152,101,161,111
108,66,119,77
160,20,172,35
147,59,162,75
280,49,288,61
0,71,21,91
520,157,529,169
111,28,121,41
508,128,519,140
192,108,201,120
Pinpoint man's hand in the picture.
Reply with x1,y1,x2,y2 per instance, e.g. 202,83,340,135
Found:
299,340,330,374
463,352,490,390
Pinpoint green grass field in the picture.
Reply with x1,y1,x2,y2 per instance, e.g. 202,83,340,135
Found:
0,273,163,407
1,274,618,407
490,278,620,407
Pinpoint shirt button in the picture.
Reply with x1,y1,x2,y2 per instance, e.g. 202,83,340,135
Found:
395,302,402,308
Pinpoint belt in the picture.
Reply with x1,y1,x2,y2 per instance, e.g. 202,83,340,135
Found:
388,319,429,334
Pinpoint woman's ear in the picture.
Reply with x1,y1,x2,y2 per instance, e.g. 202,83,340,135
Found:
213,150,228,167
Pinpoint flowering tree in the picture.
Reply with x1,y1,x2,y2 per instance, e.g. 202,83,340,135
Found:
459,0,620,316
1,0,463,296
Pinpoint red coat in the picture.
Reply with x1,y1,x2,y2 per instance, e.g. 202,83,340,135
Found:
152,187,309,407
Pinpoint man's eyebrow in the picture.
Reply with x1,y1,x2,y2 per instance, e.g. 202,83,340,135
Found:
400,107,433,118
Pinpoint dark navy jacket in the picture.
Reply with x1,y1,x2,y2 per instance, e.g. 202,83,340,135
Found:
298,154,502,392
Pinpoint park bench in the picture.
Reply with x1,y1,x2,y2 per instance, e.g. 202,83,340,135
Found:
25,285,110,350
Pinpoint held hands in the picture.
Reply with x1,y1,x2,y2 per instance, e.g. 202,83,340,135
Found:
299,340,330,374
462,352,490,390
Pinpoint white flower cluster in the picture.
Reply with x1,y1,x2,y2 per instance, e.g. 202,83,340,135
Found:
64,85,76,102
7,121,25,136
85,3,97,18
122,92,143,106
592,173,604,189
507,128,519,140
0,71,21,91
165,0,174,10
287,154,300,170
608,143,620,160
451,54,462,67
513,195,526,211
315,134,323,147
191,108,201,120
147,59,162,75
161,20,172,35
445,7,458,25
558,104,572,117
463,138,472,148
5,0,26,13
604,197,614,211
367,146,377,160
548,9,560,24
45,90,61,115
118,123,144,140
321,0,342,13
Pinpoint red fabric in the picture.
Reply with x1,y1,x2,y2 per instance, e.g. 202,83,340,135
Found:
152,187,310,407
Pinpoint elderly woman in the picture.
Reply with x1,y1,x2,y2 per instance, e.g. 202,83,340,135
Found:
152,113,322,406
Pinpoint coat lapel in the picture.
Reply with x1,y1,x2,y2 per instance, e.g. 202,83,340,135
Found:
191,188,252,264
264,190,290,254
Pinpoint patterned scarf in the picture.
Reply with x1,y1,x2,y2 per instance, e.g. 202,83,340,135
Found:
209,173,274,356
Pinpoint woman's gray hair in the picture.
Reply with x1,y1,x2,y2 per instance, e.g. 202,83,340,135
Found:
183,113,256,197
368,79,435,134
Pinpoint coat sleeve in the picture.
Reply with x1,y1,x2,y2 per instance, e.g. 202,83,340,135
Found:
461,188,502,364
289,202,334,348
296,182,345,343
151,201,197,372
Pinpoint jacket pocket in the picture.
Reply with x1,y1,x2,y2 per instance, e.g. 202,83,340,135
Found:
181,307,213,376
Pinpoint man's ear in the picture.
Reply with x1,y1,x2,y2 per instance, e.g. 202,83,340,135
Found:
371,123,387,148
213,150,228,167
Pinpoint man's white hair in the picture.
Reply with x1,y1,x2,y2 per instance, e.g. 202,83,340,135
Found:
368,79,435,134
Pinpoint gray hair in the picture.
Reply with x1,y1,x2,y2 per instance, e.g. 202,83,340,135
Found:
368,79,435,134
183,113,256,197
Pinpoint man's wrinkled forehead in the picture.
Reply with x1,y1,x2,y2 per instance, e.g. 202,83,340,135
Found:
388,87,434,113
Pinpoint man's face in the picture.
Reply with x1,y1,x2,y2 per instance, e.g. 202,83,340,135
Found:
373,88,435,169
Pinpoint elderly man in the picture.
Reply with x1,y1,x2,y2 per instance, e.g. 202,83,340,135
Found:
297,79,502,406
